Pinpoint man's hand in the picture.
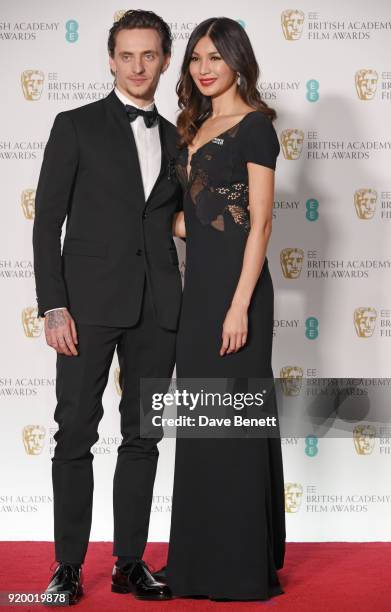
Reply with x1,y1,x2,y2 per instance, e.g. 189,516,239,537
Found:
45,309,78,356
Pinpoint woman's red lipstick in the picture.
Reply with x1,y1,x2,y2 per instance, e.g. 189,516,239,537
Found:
199,78,217,87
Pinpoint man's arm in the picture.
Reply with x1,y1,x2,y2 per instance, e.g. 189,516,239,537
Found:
33,112,78,316
33,112,79,355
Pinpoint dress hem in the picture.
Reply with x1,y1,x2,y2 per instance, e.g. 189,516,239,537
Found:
169,584,284,601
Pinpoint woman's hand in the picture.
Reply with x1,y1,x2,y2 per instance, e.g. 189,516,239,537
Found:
220,302,248,356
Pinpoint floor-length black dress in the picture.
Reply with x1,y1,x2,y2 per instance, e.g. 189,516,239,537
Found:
166,111,286,600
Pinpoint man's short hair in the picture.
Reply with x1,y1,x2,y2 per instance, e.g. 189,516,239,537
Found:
108,9,172,57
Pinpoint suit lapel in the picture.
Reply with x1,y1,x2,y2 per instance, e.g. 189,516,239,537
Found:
104,90,146,203
143,116,168,211
104,90,172,211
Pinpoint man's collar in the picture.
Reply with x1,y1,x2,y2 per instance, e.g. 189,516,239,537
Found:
114,87,155,112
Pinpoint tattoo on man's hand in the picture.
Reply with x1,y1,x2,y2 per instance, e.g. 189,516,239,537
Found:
47,310,67,329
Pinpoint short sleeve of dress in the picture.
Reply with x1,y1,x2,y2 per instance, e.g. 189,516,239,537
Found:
237,111,280,170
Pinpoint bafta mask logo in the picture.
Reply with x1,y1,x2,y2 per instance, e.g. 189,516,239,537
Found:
281,129,304,160
22,307,44,338
114,367,122,396
285,482,303,513
281,9,305,40
21,70,45,101
21,189,36,220
280,366,303,396
354,189,377,220
23,424,46,455
280,248,304,279
353,424,376,455
354,307,377,338
355,69,378,100
113,10,127,22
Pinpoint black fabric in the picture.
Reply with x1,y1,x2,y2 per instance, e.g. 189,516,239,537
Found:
33,90,183,330
165,111,286,600
236,111,280,169
125,103,159,128
52,283,176,564
116,556,138,568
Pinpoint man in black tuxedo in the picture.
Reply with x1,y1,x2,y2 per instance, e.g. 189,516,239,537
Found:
33,10,182,603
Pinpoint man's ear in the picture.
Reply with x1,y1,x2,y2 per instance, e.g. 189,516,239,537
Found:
161,55,171,74
108,54,116,75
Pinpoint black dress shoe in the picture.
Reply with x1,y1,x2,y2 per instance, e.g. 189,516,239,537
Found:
44,563,83,605
111,559,172,600
152,565,167,582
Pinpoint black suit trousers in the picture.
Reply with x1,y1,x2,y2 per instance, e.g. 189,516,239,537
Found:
51,280,176,564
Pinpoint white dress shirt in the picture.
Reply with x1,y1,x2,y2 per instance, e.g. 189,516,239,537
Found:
114,87,161,200
44,88,161,316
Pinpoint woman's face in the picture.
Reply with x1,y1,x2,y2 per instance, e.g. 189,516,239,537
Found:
188,35,236,97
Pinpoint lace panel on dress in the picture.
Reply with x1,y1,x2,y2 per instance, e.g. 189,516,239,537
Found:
175,125,251,233
213,183,250,232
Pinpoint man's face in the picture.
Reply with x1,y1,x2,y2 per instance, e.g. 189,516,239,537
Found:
109,28,170,103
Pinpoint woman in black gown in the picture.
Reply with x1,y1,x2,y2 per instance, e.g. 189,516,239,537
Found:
165,17,286,601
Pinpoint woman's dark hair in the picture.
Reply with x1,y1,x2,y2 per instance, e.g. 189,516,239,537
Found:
177,17,277,146
108,9,172,57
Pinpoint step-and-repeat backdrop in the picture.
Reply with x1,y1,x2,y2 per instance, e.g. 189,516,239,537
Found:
1,0,390,544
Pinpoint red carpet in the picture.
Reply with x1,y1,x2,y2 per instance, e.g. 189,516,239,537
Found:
0,542,390,611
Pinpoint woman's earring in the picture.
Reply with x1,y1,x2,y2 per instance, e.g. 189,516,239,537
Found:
237,72,241,86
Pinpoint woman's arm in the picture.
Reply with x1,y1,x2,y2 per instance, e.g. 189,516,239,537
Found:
172,210,186,238
220,163,274,356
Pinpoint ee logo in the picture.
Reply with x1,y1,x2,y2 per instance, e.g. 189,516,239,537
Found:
305,434,318,457
306,198,319,221
66,20,79,43
305,317,319,340
306,79,319,102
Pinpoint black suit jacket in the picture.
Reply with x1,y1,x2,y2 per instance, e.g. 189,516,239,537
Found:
33,90,183,330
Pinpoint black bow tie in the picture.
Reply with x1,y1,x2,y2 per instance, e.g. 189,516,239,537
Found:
125,104,159,128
